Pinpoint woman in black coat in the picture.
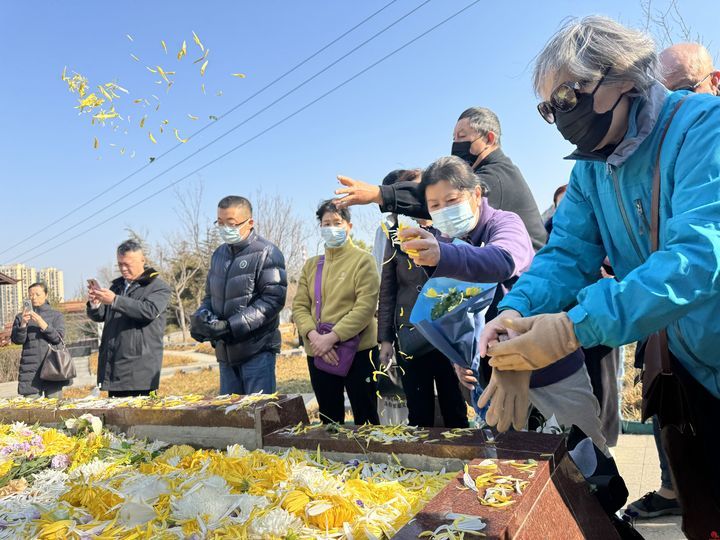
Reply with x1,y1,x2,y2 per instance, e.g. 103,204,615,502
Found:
11,282,68,397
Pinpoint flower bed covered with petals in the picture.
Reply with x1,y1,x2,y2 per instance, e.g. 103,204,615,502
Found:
0,420,455,539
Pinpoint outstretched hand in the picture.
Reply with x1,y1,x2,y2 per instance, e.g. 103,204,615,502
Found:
397,227,440,266
333,175,383,209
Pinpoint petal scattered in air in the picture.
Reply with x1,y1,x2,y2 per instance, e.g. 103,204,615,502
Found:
200,59,209,76
201,83,206,95
157,65,170,83
161,40,167,54
130,53,140,62
126,34,134,42
216,90,223,96
174,128,188,143
187,114,199,120
93,137,99,149
149,132,157,144
231,73,246,78
177,40,187,61
193,48,209,64
146,66,157,73
139,115,147,128
192,30,204,52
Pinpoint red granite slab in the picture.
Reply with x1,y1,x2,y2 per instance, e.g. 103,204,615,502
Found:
394,455,619,539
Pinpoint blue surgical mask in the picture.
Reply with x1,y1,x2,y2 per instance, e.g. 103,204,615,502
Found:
321,226,348,248
430,201,477,238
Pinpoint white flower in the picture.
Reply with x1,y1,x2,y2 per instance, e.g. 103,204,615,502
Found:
248,508,302,539
68,459,113,481
225,444,249,458
64,413,102,435
171,476,243,528
117,498,157,527
289,465,341,495
234,494,269,523
118,474,170,502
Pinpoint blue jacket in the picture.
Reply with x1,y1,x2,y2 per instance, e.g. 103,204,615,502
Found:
499,83,720,398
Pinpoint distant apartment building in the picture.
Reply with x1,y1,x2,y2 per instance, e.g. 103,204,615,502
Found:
0,264,37,326
38,267,65,303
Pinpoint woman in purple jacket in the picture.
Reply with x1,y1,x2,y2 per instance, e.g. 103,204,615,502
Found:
399,156,606,450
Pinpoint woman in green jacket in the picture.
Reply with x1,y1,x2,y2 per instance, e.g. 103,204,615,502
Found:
293,201,380,425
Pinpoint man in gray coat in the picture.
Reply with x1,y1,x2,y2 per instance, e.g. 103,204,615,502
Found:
87,239,170,397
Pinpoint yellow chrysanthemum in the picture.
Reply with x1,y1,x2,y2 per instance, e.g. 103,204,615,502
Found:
61,484,122,520
40,429,76,456
0,458,13,477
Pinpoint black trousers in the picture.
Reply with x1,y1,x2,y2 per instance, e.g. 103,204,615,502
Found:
108,389,152,398
398,349,468,428
657,356,720,540
307,347,380,425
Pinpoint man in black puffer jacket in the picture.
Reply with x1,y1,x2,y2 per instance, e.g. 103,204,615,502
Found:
193,195,287,395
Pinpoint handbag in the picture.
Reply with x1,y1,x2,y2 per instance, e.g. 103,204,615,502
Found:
40,336,77,382
640,96,691,425
396,324,434,358
313,256,361,377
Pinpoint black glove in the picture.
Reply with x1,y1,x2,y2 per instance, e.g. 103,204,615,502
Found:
204,319,230,340
190,313,210,342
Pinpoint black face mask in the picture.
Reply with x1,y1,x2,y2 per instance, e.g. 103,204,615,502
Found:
555,87,625,153
451,141,480,167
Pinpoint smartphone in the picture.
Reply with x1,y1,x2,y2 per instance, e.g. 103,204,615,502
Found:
87,278,101,291
22,299,33,313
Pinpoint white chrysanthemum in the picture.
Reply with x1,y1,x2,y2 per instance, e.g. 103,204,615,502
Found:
25,469,70,503
288,465,341,494
117,498,158,527
145,439,170,453
248,508,302,539
225,444,249,458
118,474,170,502
171,476,242,527
69,459,114,481
234,494,270,523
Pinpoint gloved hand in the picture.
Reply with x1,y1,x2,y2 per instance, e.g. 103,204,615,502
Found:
204,319,230,340
477,368,532,432
190,314,210,343
487,313,579,371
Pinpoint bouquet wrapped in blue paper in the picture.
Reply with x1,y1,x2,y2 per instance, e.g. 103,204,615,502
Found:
409,277,497,415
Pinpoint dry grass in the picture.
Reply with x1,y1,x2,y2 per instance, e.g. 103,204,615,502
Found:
0,346,21,384
88,352,198,375
621,342,642,421
195,342,214,355
63,352,312,399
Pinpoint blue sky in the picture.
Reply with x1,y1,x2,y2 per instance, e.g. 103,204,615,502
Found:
1,0,717,295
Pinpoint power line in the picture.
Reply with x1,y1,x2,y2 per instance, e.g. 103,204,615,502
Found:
4,0,433,265
0,0,401,259
21,0,481,264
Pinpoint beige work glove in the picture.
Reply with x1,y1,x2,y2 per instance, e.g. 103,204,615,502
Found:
487,313,579,371
477,368,531,432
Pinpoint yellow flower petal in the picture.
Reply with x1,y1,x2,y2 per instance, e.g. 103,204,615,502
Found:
187,113,199,120
200,59,208,76
93,137,99,149
149,132,157,144
126,33,134,42
177,40,187,60
192,30,204,52
161,40,167,54
174,129,187,143
231,73,246,78
130,53,140,62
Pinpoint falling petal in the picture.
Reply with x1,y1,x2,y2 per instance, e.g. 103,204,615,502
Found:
216,90,223,96
120,147,126,155
187,113,199,120
149,132,157,144
61,66,67,81
139,115,147,128
155,80,163,85
200,59,208,76
193,48,209,64
157,65,170,83
177,40,187,60
133,98,143,104
231,73,246,78
174,128,188,143
130,150,136,158
201,83,206,95
155,104,160,111
126,34,134,42
161,40,167,54
192,30,204,52
151,94,160,101
159,125,164,134
93,137,99,149
98,85,113,101
130,53,140,62
162,119,169,125
146,66,157,73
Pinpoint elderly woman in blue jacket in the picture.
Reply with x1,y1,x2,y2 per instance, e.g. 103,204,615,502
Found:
476,16,720,538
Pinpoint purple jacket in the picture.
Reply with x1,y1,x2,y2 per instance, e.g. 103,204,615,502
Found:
432,198,583,388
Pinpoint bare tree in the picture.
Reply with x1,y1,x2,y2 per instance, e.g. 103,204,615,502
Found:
640,0,705,48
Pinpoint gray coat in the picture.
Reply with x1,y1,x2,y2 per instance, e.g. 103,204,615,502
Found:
11,303,68,396
87,268,170,392
198,231,287,365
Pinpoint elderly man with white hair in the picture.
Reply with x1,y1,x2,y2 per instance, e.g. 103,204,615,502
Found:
659,42,719,94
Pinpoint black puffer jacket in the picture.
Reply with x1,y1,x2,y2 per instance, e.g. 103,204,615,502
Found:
377,234,432,355
87,268,170,392
11,303,68,395
198,231,287,365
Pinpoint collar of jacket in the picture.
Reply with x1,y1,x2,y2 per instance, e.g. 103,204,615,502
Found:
112,267,160,288
474,147,506,171
463,197,495,242
565,81,670,166
226,229,258,255
324,237,356,261
34,302,52,313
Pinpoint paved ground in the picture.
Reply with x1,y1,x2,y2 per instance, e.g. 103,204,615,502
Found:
614,433,684,539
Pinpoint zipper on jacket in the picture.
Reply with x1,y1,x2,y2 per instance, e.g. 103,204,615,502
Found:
634,199,650,236
611,168,644,262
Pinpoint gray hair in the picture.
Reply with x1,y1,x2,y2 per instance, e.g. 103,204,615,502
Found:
421,156,487,195
457,107,502,146
533,15,659,96
117,239,144,256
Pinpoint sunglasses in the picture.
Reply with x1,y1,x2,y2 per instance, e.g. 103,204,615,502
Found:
672,72,712,92
537,68,609,124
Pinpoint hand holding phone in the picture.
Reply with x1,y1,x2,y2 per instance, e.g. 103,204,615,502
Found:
87,278,101,291
22,299,33,313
